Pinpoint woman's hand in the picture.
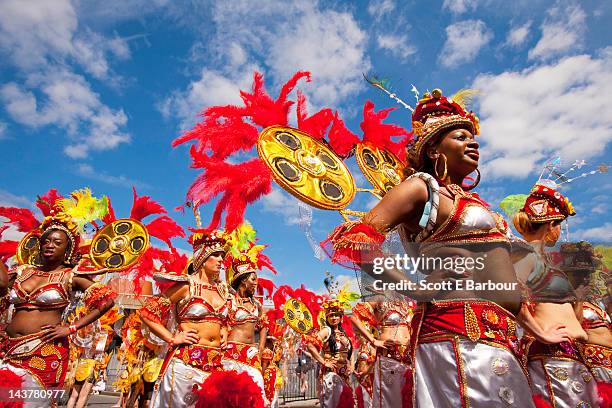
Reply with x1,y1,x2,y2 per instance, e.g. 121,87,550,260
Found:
538,324,571,344
372,339,387,349
40,324,71,342
171,329,199,346
323,360,336,371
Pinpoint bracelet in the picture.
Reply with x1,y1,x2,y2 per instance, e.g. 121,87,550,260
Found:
69,324,77,334
167,334,176,346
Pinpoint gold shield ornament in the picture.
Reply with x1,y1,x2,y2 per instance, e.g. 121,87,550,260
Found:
355,142,405,196
257,126,356,210
283,298,314,334
16,231,43,266
90,219,149,271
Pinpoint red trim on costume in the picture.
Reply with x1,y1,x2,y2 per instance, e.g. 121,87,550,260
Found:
139,296,172,325
353,303,377,327
263,364,280,403
337,383,354,408
82,283,117,311
577,343,612,370
303,333,323,351
532,395,553,408
0,333,69,390
322,222,385,267
597,381,612,408
195,370,265,408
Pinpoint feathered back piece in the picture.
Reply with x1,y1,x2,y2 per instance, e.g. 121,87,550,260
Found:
499,194,529,219
173,71,357,232
56,188,109,231
360,100,411,163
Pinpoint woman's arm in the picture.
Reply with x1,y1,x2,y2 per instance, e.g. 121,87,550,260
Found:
0,262,8,290
517,303,571,344
349,313,386,349
41,277,115,342
140,283,199,346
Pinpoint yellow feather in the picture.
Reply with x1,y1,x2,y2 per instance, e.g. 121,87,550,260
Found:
450,89,479,111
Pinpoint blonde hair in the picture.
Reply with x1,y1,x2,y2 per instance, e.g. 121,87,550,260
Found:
512,210,541,236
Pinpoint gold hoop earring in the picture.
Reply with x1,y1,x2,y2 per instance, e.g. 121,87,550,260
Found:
434,154,448,182
464,168,481,190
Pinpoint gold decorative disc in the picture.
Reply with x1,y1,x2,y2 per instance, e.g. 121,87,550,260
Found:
90,219,149,271
355,142,405,195
283,298,314,334
257,126,356,210
16,231,42,266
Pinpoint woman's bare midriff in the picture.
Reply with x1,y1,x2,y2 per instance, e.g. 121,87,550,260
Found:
380,326,411,345
6,309,63,337
418,245,522,315
179,321,223,347
227,322,256,344
534,303,588,341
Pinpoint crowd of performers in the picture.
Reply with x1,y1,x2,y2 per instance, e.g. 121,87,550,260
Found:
0,67,610,408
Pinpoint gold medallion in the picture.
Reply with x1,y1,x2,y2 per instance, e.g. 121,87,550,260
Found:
355,142,405,196
89,219,149,271
16,231,42,266
257,126,356,210
283,298,314,334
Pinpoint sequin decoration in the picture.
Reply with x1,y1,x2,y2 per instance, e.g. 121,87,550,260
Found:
551,367,569,381
491,358,510,376
29,356,46,370
571,381,584,394
498,386,515,405
464,303,481,342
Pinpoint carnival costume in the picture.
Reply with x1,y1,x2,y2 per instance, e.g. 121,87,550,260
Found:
353,299,415,407
354,330,376,408
0,189,117,407
502,173,602,407
144,229,230,408
325,89,540,407
305,298,354,408
580,301,612,383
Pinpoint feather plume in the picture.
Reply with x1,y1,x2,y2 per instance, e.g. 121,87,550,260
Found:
296,91,334,140
0,207,39,232
327,112,360,158
499,194,528,219
102,196,117,224
450,89,479,111
146,215,185,246
186,157,272,232
56,188,109,230
130,188,166,221
360,100,410,163
196,370,265,408
226,221,257,256
257,277,276,298
35,189,63,217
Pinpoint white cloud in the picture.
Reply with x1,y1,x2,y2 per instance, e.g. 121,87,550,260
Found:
165,1,370,125
473,49,612,179
0,121,6,139
528,3,586,61
161,67,257,128
573,223,612,242
0,70,129,159
76,163,151,189
442,0,478,14
367,0,395,20
440,20,493,67
505,22,531,47
376,34,416,60
0,0,129,79
259,188,301,226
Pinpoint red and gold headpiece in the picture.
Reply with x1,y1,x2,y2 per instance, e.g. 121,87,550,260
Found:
261,348,274,361
189,229,227,272
224,222,276,286
226,251,258,286
522,182,575,223
321,298,344,316
407,88,480,170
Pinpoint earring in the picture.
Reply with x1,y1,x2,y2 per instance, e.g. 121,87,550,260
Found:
464,168,481,190
434,154,448,182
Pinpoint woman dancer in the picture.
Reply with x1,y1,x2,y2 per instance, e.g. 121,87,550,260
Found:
325,89,568,407
510,183,599,406
350,295,414,407
0,190,115,406
223,250,268,399
305,298,354,408
141,229,230,408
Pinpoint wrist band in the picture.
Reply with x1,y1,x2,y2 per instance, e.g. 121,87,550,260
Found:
69,324,77,334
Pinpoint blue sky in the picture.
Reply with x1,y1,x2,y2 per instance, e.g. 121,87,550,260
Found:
0,0,610,292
